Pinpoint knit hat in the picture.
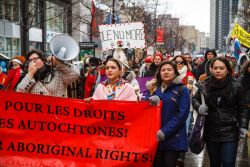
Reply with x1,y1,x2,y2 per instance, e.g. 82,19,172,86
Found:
144,56,152,63
154,53,163,61
12,56,26,65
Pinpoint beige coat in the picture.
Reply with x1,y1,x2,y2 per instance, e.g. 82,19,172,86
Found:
16,62,79,97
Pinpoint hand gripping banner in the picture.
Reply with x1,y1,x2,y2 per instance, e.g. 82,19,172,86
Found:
0,91,161,167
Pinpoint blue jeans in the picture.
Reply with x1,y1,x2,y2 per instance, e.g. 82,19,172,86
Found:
206,141,238,167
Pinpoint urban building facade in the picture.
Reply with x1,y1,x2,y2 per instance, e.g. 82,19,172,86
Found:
182,25,200,54
0,0,72,58
210,0,239,50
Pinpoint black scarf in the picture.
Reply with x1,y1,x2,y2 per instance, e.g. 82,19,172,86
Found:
208,74,231,91
34,64,54,83
207,75,234,108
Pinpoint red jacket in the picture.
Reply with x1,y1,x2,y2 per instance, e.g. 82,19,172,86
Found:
182,71,194,86
3,68,22,91
84,67,100,98
0,72,6,85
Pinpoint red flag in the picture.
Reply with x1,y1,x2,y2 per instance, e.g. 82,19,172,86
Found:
156,28,164,43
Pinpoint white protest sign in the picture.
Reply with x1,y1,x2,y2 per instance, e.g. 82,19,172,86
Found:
99,22,145,51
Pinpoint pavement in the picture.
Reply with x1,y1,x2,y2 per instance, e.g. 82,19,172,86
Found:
183,139,250,167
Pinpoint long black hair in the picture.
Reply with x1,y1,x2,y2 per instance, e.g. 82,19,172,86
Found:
155,60,180,86
210,57,233,76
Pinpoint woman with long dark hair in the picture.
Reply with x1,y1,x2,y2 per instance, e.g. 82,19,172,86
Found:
193,57,247,167
146,61,190,167
85,58,137,101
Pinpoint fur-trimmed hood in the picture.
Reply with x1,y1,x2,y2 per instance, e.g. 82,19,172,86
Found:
146,76,182,94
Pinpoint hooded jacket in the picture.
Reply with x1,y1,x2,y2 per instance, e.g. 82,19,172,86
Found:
146,77,190,151
237,69,250,129
196,49,217,79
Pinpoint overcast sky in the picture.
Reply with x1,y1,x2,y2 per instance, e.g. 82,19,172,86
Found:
158,0,210,33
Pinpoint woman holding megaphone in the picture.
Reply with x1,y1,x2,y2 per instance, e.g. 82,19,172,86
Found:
16,49,80,97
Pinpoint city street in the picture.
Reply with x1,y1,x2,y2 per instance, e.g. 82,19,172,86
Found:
184,139,250,167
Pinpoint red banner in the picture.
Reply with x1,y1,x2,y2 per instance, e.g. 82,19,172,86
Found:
156,28,164,43
0,91,161,167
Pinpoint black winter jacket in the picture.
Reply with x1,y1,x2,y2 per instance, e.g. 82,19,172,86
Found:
237,74,250,129
193,75,241,142
144,63,159,77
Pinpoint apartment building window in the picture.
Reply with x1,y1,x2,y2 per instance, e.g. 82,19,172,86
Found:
1,37,20,58
29,0,40,27
0,36,4,51
46,1,65,33
0,0,19,22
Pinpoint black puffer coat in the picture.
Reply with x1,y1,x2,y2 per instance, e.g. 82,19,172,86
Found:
237,74,250,129
144,63,159,77
193,75,240,142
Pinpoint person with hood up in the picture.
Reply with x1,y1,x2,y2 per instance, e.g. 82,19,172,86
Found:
198,59,213,81
195,49,217,80
3,55,25,91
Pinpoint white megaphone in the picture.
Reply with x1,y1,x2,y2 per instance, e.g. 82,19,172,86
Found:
49,34,80,61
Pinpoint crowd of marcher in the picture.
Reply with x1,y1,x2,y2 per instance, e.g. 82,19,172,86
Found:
0,48,249,167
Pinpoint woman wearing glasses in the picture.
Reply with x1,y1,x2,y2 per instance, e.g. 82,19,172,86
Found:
172,55,196,166
3,56,25,91
16,50,80,97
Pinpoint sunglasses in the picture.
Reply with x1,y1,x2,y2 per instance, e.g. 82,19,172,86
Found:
175,61,184,65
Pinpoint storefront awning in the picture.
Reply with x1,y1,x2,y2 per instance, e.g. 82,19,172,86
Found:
0,53,11,60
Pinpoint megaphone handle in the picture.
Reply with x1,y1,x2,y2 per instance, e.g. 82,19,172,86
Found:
51,54,54,67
